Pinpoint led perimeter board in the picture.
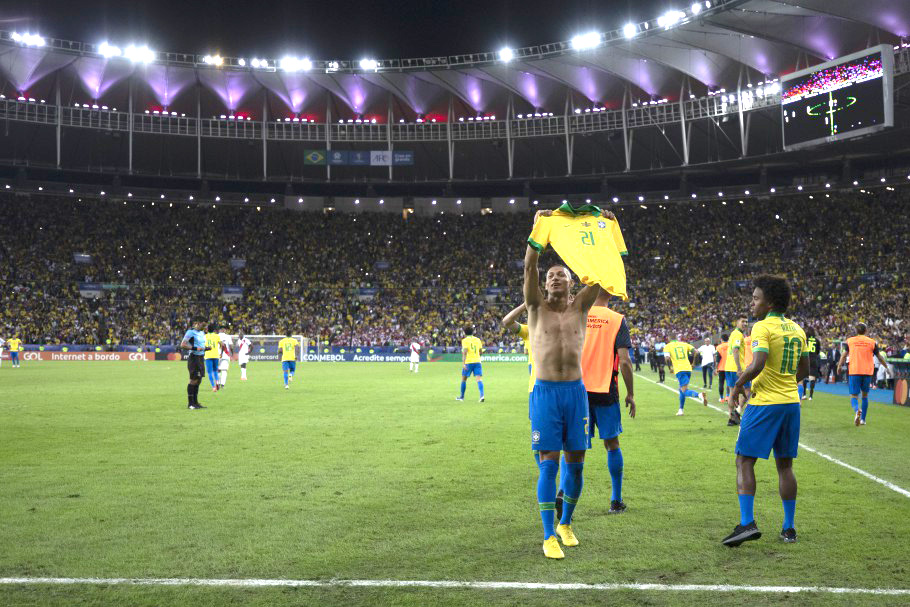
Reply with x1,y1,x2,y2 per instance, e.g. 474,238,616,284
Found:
781,44,894,151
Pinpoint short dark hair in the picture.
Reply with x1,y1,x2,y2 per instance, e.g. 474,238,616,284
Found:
207,322,217,332
856,323,867,335
464,326,474,336
806,326,816,337
286,331,293,337
753,275,791,313
721,333,729,341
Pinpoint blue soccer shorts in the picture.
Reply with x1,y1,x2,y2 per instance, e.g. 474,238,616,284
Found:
530,379,591,452
847,374,872,395
463,362,482,377
676,371,691,387
735,403,800,459
726,370,751,389
282,361,296,374
589,403,622,440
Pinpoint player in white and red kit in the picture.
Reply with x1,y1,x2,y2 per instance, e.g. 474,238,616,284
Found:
409,340,421,373
218,327,233,388
237,333,252,380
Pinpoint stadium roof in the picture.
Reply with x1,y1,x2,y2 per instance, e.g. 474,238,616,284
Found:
2,0,909,117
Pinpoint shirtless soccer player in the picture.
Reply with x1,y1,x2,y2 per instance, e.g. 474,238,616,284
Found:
524,210,602,560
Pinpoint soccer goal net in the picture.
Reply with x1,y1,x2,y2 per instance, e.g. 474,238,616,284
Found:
232,335,308,362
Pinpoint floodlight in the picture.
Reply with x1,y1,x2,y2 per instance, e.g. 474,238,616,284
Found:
622,24,636,39
98,42,121,58
498,47,514,62
125,45,155,63
360,58,378,71
657,10,685,28
691,3,702,15
572,32,602,49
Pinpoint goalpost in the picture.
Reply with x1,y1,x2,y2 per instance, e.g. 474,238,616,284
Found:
232,335,308,362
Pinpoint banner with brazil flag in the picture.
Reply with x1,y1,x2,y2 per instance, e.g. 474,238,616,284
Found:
304,150,326,165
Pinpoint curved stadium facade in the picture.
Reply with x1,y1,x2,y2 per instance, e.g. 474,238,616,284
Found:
0,0,909,203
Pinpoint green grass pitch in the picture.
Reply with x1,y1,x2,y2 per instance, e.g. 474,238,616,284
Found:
1,360,909,606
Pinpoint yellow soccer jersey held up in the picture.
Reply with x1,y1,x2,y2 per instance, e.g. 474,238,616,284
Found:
462,336,483,364
278,337,299,362
527,203,628,300
8,338,22,352
518,324,535,393
664,340,694,374
203,332,221,359
724,328,746,372
749,313,807,406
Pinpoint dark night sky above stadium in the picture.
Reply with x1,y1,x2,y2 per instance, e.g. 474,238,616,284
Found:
8,0,671,59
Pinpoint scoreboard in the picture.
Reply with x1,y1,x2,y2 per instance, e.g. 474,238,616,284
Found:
781,45,894,150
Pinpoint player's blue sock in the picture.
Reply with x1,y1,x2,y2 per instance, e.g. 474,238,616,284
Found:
478,381,484,398
283,370,289,386
607,448,623,502
798,384,805,400
684,389,700,398
459,381,466,399
558,455,567,494
537,459,558,539
861,397,869,421
560,462,584,525
738,494,755,526
782,499,796,530
678,390,685,409
850,397,859,412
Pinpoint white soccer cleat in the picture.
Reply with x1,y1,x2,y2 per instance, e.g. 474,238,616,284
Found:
859,420,867,426
285,385,289,390
854,410,862,426
676,409,684,416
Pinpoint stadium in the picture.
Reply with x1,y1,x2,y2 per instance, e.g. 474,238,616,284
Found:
2,0,910,605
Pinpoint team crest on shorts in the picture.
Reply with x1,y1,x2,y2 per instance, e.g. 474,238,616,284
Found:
532,430,541,443
598,221,607,229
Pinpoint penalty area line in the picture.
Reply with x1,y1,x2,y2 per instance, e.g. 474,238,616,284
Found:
0,577,909,595
635,373,910,499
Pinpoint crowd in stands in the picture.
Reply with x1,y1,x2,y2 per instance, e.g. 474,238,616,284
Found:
0,187,907,354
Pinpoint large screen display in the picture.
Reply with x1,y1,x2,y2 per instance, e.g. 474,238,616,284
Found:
781,45,894,150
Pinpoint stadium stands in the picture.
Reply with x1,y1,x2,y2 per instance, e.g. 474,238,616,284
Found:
1,187,907,352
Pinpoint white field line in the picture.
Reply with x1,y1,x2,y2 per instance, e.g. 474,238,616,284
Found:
0,577,909,595
635,373,910,499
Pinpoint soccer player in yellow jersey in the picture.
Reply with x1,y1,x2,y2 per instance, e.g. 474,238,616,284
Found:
664,335,708,415
203,324,221,392
724,276,808,547
724,317,750,425
278,333,300,390
457,327,485,402
7,335,23,368
501,303,535,391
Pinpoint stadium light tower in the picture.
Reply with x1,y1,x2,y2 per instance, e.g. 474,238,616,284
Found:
622,24,636,39
360,58,379,71
498,47,514,62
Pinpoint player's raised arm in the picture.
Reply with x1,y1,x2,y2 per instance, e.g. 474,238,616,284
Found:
575,283,602,311
524,245,543,308
501,303,526,334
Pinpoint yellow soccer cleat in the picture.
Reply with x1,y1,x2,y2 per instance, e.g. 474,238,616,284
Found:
556,523,579,547
542,536,565,559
